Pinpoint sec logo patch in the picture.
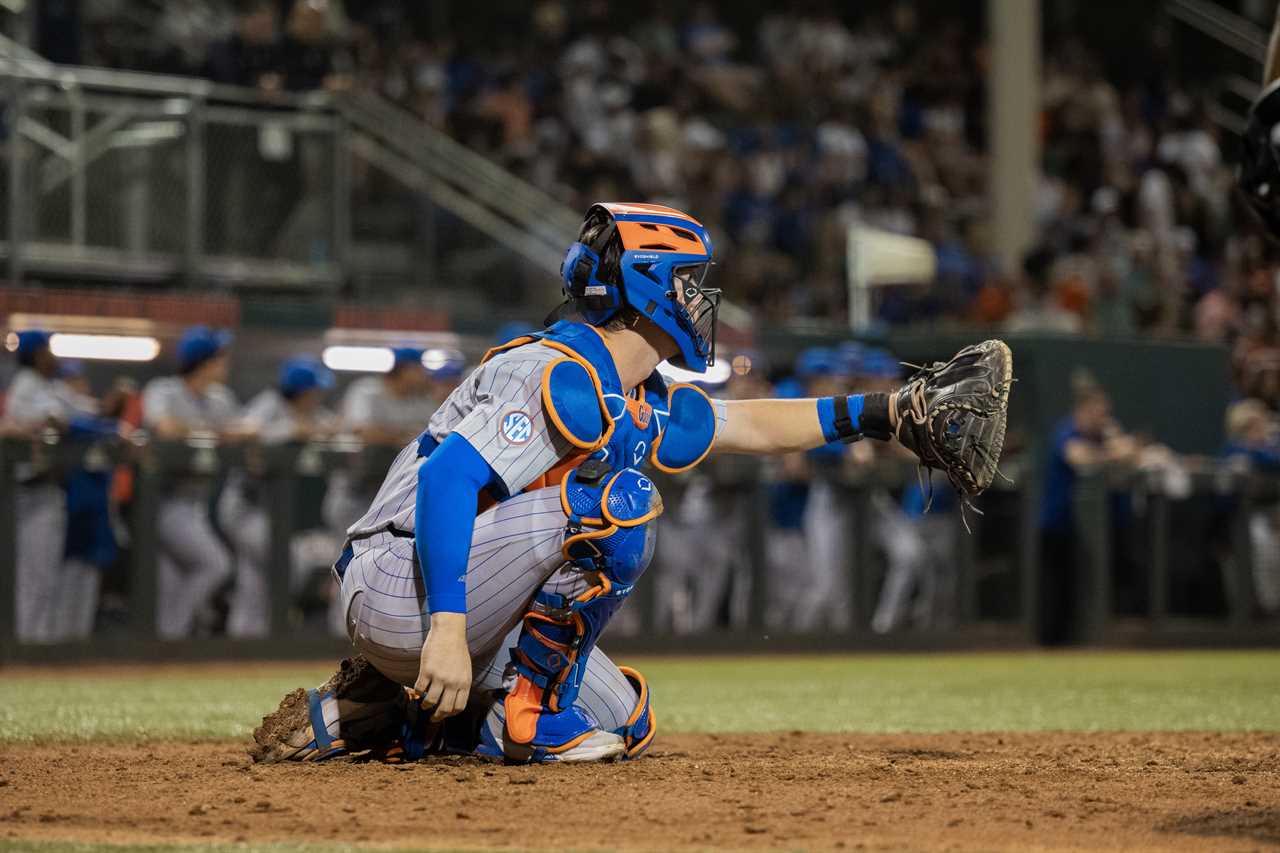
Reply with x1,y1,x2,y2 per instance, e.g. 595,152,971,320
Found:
500,410,533,445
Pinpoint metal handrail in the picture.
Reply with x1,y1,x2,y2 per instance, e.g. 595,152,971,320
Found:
338,91,580,241
1166,0,1267,62
0,54,335,111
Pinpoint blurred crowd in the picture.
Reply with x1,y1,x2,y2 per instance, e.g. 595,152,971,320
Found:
6,324,1280,647
34,0,1280,402
34,2,1266,326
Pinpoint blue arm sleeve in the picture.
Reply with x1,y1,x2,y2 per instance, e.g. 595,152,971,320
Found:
414,433,500,615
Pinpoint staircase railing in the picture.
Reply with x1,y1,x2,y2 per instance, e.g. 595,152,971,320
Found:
1165,0,1265,135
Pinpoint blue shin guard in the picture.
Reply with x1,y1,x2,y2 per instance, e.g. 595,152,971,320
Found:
503,467,660,762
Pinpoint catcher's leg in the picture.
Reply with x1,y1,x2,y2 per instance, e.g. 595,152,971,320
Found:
500,468,660,763
251,487,573,762
467,633,654,762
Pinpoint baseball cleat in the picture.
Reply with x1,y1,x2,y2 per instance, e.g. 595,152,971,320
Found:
249,656,407,763
504,727,627,764
475,700,625,763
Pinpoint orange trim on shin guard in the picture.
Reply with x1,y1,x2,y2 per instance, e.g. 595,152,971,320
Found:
503,676,545,745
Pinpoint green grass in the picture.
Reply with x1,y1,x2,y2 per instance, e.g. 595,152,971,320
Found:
1,650,1278,744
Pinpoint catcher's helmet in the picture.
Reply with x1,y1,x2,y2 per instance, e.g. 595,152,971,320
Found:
559,202,719,372
1239,79,1280,238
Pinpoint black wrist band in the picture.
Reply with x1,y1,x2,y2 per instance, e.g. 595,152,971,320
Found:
859,392,892,441
833,395,858,443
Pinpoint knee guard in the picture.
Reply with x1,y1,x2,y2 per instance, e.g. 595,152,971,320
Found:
504,466,661,756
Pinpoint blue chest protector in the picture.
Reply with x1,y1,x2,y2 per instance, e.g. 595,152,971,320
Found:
499,321,717,761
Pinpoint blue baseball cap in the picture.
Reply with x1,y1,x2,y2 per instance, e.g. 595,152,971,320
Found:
390,347,425,370
835,341,866,375
795,346,839,379
279,356,335,397
178,326,232,372
15,330,51,366
858,348,901,380
773,377,806,399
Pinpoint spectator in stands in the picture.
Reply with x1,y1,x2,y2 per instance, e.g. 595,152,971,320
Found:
205,0,285,91
1006,247,1083,335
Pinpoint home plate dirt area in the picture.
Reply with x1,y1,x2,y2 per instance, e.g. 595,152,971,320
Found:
1,731,1277,851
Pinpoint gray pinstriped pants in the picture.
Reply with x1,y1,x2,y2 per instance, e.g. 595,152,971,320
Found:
338,486,640,731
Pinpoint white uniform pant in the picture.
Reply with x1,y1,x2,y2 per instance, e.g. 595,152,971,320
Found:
873,508,958,633
764,527,807,632
156,495,234,639
15,483,67,643
1249,510,1280,614
653,515,737,634
53,558,100,641
793,480,853,631
336,487,638,731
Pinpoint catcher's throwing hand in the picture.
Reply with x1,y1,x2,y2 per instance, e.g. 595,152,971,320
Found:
415,612,472,722
891,339,1013,497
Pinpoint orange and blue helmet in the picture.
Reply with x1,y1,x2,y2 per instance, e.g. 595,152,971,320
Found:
560,202,719,372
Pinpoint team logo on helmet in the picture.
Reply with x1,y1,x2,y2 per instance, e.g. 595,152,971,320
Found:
500,410,533,445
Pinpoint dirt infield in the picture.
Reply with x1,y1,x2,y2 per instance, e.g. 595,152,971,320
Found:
1,732,1277,852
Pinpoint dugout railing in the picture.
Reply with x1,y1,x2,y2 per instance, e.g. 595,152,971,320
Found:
4,431,1277,663
0,431,1036,661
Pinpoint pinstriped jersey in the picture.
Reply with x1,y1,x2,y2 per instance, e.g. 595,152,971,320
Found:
345,345,574,538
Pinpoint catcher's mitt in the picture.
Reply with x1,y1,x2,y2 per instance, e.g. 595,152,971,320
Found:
890,339,1013,497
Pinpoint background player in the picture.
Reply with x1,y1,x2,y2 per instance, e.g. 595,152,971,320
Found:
321,347,441,535
218,356,339,637
141,326,249,639
3,331,102,642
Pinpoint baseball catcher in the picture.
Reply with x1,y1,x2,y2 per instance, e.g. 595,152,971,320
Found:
250,202,1013,764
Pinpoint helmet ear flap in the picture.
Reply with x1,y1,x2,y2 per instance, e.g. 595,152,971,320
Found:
560,241,623,323
561,242,598,298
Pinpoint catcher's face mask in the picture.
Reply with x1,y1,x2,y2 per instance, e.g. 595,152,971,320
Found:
561,203,719,372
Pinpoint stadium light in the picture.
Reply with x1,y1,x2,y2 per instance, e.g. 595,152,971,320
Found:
49,333,160,362
322,345,394,373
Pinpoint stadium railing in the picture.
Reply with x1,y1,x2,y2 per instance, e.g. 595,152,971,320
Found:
6,425,1277,662
0,53,584,297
